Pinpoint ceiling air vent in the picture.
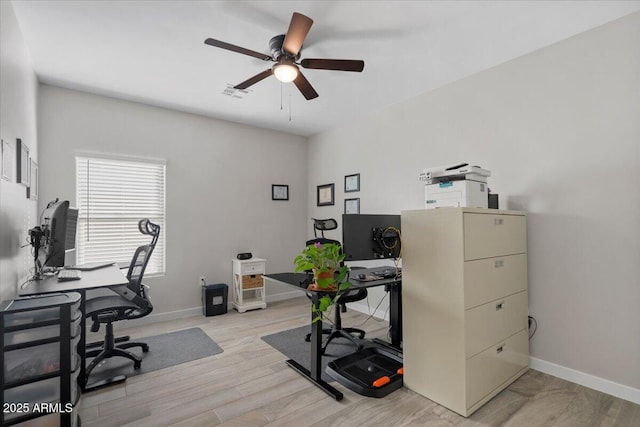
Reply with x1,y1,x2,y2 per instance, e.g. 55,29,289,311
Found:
221,84,249,99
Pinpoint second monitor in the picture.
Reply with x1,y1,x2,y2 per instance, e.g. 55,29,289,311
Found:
342,214,401,261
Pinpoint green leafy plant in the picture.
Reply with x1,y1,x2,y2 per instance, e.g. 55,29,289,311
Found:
293,241,352,322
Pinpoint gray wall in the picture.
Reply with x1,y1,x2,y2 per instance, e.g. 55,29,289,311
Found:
38,85,308,315
307,13,640,391
0,1,39,303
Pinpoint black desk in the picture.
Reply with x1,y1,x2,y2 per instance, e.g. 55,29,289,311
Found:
19,265,129,392
264,268,402,401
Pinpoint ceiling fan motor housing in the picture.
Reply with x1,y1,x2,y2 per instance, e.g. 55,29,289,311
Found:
269,34,300,61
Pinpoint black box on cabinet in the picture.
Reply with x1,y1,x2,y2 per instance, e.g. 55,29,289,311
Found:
202,283,228,316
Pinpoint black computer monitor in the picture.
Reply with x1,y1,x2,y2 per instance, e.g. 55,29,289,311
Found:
39,199,78,268
342,214,401,261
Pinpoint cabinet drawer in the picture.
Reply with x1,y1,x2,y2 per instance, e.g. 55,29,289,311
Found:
242,274,263,289
241,262,265,275
3,301,81,328
464,254,527,309
465,291,528,358
466,329,529,408
5,315,82,346
464,213,526,260
4,336,80,383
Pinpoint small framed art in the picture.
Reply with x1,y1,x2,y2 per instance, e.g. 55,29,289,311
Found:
16,138,29,186
344,198,360,214
1,139,13,181
272,184,289,201
317,183,335,206
345,173,360,192
28,159,38,200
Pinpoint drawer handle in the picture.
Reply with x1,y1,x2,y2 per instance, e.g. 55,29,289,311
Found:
496,302,505,311
496,344,505,354
494,218,504,226
494,260,504,268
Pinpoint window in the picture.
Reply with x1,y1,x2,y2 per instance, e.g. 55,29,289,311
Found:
76,155,166,275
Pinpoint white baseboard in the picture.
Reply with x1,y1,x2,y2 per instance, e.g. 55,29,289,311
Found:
347,300,388,321
121,291,305,329
120,306,203,329
529,357,640,404
266,289,305,303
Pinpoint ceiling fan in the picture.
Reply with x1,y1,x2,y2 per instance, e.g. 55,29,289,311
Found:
204,12,364,100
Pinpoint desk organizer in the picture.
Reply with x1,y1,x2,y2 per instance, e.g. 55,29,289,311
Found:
1,292,81,427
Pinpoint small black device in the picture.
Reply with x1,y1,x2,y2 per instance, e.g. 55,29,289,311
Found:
237,252,252,260
488,193,499,209
202,283,228,316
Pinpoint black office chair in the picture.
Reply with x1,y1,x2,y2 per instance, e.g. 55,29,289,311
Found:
303,218,368,354
84,219,159,379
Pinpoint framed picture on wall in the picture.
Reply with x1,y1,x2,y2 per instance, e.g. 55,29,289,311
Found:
272,184,289,201
344,198,360,214
16,138,29,186
317,183,335,206
1,139,13,182
28,159,38,200
345,173,360,192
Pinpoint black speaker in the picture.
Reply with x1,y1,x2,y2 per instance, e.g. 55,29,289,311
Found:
237,252,252,260
488,194,499,209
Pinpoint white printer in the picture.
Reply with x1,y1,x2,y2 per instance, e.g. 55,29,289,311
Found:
419,163,491,209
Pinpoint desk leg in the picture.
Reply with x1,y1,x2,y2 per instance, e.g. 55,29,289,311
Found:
79,289,87,391
389,281,402,349
373,282,403,353
285,292,343,401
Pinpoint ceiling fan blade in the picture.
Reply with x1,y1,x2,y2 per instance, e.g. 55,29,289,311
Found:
234,69,273,90
300,58,365,72
282,12,313,56
293,71,319,100
204,38,272,61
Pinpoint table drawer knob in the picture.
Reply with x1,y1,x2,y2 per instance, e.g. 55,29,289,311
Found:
494,218,504,226
496,344,506,354
494,259,504,268
495,302,505,311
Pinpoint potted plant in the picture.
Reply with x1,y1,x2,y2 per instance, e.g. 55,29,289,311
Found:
293,241,352,322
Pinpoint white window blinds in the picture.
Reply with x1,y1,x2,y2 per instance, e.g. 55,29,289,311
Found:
75,156,166,275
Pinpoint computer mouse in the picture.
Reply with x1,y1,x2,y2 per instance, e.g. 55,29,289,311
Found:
357,273,366,280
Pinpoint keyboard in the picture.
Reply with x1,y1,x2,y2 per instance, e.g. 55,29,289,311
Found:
57,269,82,281
371,267,402,278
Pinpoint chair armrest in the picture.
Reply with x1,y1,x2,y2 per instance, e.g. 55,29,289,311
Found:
110,284,151,310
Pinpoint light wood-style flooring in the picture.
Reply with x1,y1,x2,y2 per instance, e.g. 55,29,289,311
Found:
79,297,639,427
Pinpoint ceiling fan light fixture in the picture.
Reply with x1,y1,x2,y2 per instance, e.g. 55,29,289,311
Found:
273,63,299,83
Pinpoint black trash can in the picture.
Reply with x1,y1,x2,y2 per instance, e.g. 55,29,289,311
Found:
202,283,228,316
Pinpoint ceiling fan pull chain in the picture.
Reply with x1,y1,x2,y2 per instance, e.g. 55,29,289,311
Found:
280,82,283,110
289,89,292,122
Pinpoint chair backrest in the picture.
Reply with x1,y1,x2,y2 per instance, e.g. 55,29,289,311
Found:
311,218,338,239
127,244,153,291
126,219,160,294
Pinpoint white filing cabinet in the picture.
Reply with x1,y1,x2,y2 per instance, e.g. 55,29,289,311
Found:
231,258,267,313
401,208,529,417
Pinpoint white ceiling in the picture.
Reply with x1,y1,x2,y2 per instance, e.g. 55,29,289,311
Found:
11,0,640,137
